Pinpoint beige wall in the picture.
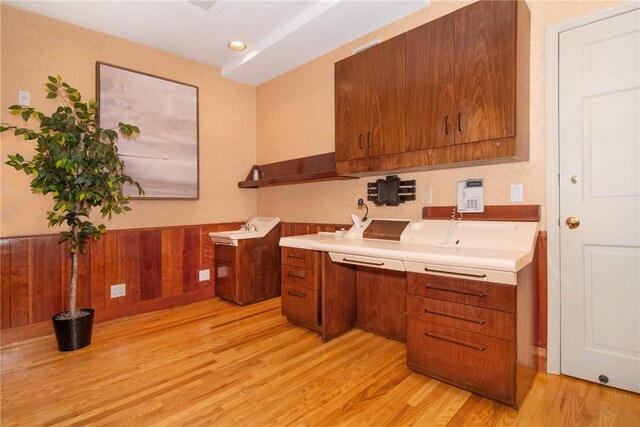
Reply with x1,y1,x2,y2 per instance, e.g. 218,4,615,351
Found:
256,0,624,230
1,1,625,237
1,5,257,237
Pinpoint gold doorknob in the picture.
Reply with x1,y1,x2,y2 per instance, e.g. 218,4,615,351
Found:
565,217,580,229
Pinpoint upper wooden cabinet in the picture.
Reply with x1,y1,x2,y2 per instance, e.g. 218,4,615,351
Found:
335,35,406,162
336,0,530,176
454,1,518,144
406,13,455,150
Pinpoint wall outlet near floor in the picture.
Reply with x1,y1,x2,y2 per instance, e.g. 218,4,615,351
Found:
110,283,126,298
199,269,210,281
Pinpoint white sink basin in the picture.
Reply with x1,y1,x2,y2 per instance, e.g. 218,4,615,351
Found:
209,217,280,246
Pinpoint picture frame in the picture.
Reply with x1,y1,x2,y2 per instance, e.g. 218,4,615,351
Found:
96,62,199,199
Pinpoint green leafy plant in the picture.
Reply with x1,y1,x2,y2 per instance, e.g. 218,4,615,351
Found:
1,75,143,319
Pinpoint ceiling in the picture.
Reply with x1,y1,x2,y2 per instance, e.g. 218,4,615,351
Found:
7,0,429,86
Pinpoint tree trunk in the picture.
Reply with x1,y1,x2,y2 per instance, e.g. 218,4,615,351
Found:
69,250,78,317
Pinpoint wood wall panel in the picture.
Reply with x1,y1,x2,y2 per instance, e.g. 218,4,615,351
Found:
118,231,142,305
90,238,106,310
0,222,242,344
1,240,11,329
140,230,163,301
182,227,200,293
9,239,29,328
30,237,62,323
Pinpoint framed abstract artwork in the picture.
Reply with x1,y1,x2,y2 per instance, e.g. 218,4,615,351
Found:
96,62,199,199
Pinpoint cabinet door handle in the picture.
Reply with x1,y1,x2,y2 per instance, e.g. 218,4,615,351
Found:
342,258,384,267
358,133,364,149
424,309,486,325
287,272,306,279
367,131,372,148
445,115,449,135
287,290,306,299
424,284,488,298
457,112,462,132
424,267,487,279
287,254,305,260
425,332,486,351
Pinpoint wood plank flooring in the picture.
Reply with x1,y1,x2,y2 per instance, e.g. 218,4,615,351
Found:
2,298,639,426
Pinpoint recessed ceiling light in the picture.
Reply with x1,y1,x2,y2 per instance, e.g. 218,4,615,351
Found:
227,41,247,51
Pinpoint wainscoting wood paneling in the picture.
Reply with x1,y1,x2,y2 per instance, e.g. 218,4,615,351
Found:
0,222,241,345
280,222,351,237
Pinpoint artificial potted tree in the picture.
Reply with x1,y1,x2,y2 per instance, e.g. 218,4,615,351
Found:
1,75,142,351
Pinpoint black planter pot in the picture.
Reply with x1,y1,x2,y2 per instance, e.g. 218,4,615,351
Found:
52,309,95,352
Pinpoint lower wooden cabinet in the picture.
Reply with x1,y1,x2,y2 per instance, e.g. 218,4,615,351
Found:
280,248,357,342
281,282,320,330
406,268,537,408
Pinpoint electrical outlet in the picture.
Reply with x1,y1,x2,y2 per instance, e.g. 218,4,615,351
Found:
198,269,210,281
110,283,126,298
18,90,30,107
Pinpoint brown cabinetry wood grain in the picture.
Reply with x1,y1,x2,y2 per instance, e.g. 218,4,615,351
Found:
407,272,516,312
455,0,516,144
407,318,516,404
406,13,455,150
406,257,537,407
407,295,516,341
282,282,320,331
336,0,530,176
356,267,407,342
335,35,406,163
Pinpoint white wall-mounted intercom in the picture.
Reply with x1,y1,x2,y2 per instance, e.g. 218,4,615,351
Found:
457,179,484,213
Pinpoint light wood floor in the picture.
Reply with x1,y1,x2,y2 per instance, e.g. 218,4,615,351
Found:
2,298,638,426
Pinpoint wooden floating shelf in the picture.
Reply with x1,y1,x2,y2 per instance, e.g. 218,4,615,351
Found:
238,152,357,188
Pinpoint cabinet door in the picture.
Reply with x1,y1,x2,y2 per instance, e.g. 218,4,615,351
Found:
406,14,455,150
454,0,517,144
335,52,367,162
367,35,407,157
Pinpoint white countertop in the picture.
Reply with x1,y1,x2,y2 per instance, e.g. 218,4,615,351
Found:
279,219,538,282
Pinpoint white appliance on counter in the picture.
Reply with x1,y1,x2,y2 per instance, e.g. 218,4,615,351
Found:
209,217,280,246
279,218,538,285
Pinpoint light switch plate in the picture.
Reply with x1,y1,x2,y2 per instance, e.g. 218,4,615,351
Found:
420,187,432,205
510,184,524,202
199,269,210,281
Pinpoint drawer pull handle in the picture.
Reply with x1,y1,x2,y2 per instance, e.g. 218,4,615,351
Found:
342,258,385,267
424,267,487,279
287,272,306,279
425,284,488,298
287,254,305,260
425,309,486,325
425,332,486,352
287,291,306,299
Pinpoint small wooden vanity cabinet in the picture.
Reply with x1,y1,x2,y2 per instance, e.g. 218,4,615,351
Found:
281,247,322,331
406,268,537,407
214,228,280,306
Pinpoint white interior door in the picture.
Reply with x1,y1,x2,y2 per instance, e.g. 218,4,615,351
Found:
559,8,640,393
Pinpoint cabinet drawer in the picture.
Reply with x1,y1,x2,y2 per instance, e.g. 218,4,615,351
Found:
281,264,318,290
281,247,318,270
281,282,320,329
407,295,515,341
407,273,516,312
407,318,515,405
215,245,236,263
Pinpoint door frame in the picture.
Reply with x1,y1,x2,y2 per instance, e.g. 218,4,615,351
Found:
545,1,640,375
